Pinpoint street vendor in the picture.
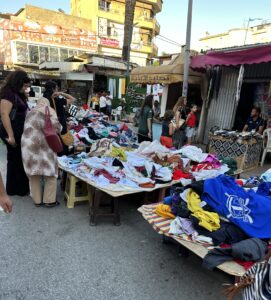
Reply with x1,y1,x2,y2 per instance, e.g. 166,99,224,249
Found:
242,107,264,134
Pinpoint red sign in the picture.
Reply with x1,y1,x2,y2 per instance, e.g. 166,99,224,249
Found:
0,18,97,51
100,37,120,48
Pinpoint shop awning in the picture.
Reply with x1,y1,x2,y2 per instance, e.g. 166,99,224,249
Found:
130,54,202,85
191,44,271,69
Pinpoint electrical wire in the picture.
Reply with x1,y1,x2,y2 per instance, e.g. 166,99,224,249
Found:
157,34,182,46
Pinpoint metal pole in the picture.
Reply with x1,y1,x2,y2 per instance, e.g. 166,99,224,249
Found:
182,0,193,98
244,18,251,45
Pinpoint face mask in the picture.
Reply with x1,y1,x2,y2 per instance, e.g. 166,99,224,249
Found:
25,87,30,93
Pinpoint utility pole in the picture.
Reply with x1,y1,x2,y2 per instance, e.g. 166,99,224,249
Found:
182,0,193,98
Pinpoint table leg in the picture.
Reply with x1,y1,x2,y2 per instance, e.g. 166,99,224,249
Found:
178,245,189,257
90,189,99,226
158,188,167,203
113,197,121,226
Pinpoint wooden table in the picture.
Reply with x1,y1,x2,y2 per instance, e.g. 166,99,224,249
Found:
59,163,182,226
138,203,246,278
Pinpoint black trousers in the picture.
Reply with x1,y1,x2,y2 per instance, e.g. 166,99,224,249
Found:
6,142,29,196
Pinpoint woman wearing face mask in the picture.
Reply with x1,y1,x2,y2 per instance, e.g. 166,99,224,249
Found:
0,70,30,196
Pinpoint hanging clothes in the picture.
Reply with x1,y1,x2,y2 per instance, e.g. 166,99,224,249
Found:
118,78,122,99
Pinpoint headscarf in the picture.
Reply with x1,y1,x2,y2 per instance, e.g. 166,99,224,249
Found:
33,97,57,117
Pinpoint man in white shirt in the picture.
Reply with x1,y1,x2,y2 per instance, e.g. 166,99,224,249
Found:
99,91,107,114
106,91,113,119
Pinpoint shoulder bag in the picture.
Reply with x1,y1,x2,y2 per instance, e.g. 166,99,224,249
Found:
43,106,63,153
52,97,74,147
224,254,271,300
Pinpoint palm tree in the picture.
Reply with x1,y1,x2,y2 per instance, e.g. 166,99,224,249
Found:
122,0,137,62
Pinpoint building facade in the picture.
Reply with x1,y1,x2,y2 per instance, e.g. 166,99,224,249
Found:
71,0,162,66
197,23,271,51
0,5,97,68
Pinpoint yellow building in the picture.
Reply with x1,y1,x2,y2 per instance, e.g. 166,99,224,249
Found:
71,0,162,66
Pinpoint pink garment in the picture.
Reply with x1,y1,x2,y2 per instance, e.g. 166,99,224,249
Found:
203,154,221,169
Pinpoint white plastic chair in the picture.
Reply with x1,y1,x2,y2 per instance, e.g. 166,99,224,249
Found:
261,129,271,166
112,106,122,121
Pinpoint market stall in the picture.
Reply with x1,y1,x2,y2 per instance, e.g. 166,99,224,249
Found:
138,172,271,279
208,132,263,171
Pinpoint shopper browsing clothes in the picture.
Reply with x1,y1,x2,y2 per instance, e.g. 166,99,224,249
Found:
153,100,161,120
43,81,75,154
172,96,188,149
160,110,175,148
185,104,198,145
0,70,30,196
242,107,264,134
21,97,62,208
99,91,107,114
138,95,153,143
89,92,100,111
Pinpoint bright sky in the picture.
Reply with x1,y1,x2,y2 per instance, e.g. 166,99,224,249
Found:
1,0,271,54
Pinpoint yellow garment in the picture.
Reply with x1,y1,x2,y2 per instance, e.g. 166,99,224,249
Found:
121,78,126,95
109,147,127,162
155,204,175,219
187,189,220,232
91,96,99,105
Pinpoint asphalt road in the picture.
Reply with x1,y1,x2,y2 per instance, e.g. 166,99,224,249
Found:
0,145,239,300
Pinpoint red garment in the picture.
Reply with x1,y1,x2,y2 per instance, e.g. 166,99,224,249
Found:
191,163,214,172
186,113,196,127
172,169,192,180
160,136,173,148
82,104,89,110
71,125,84,133
94,169,120,184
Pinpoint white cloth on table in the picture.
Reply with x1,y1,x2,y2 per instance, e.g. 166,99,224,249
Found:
125,152,147,167
260,168,271,182
173,146,208,162
192,165,229,181
137,140,170,155
169,217,197,236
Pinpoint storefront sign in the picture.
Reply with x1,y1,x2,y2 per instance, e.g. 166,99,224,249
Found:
100,37,120,48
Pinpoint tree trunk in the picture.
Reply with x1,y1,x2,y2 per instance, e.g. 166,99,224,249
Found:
122,0,137,62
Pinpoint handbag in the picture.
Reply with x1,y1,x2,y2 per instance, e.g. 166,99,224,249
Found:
0,99,17,140
52,97,74,147
43,106,63,153
224,254,271,300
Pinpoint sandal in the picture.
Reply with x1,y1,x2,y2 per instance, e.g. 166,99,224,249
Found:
44,201,60,208
35,203,43,207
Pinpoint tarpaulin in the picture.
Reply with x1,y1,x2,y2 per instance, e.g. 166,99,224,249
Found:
191,44,271,69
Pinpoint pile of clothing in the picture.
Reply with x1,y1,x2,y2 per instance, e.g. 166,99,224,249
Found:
67,113,138,148
155,174,271,270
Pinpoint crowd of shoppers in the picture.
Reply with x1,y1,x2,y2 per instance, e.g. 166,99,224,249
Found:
0,70,200,209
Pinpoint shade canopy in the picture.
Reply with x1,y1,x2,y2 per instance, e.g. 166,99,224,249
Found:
191,44,271,69
130,54,202,85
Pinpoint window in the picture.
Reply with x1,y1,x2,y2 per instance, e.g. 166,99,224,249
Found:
99,0,111,11
40,46,49,62
60,48,69,61
16,42,28,63
29,45,39,64
68,49,78,57
50,47,59,62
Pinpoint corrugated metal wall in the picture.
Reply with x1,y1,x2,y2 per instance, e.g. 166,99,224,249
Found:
204,67,239,143
244,62,271,79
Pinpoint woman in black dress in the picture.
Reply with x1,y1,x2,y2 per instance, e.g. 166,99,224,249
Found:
0,70,30,196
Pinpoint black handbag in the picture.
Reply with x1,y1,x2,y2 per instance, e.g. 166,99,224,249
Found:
0,99,17,140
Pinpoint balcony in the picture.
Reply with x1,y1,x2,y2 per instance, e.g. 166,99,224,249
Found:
98,6,125,23
132,41,158,56
142,0,163,13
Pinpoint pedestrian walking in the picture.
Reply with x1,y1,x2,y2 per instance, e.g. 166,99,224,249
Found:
0,70,30,196
21,97,62,207
138,95,153,143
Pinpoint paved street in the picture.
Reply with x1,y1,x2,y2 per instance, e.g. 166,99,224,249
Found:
1,144,267,300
